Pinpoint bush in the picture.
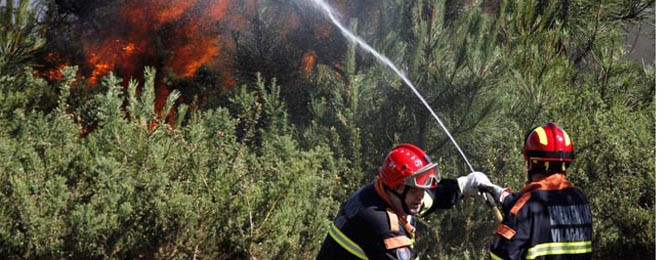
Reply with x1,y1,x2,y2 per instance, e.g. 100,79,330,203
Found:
0,68,340,258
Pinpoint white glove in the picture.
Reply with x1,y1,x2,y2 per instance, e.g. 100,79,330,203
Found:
478,179,509,204
457,171,509,203
457,171,492,197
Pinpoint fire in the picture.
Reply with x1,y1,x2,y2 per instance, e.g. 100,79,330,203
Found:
207,0,230,20
301,50,317,76
51,0,355,87
71,0,243,119
122,43,137,56
153,0,197,23
43,64,68,81
41,52,70,81
84,39,142,85
166,23,221,77
41,0,360,120
80,0,236,86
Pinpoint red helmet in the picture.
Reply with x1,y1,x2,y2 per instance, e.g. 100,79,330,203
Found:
379,144,440,189
523,122,574,162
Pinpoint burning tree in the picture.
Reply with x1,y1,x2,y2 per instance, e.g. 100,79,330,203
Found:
37,0,378,121
0,0,655,259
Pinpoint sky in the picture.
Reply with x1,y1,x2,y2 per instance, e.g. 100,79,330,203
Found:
656,2,664,259
624,5,655,64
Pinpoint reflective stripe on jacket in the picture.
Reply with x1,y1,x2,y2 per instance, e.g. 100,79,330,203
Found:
327,222,368,259
490,174,593,260
317,178,461,260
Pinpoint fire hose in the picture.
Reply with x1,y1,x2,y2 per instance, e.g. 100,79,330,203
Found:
311,0,503,223
482,190,504,223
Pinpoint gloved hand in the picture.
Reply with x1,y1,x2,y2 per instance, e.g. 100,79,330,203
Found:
457,172,509,203
478,180,509,204
457,171,491,197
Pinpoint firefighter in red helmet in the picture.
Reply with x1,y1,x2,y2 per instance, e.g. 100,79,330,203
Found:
489,122,593,260
317,143,504,260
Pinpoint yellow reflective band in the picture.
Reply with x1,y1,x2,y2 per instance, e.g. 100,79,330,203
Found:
534,127,548,145
328,223,369,260
561,162,566,171
562,130,571,146
525,241,591,259
544,161,550,171
490,252,504,260
419,191,434,216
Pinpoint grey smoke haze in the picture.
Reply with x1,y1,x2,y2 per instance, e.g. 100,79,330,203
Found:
1,0,656,64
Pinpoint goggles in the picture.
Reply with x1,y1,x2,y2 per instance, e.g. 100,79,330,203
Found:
403,162,440,189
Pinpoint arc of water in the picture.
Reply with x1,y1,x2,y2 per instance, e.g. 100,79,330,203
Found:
310,0,474,172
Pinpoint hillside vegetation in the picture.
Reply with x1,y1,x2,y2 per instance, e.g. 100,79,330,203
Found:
0,0,654,259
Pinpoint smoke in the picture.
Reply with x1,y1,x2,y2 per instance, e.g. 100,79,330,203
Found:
38,0,379,120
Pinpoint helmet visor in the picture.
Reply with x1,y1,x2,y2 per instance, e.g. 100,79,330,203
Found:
404,162,440,189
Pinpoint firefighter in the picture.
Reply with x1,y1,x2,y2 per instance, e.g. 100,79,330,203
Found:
316,143,504,260
487,122,593,260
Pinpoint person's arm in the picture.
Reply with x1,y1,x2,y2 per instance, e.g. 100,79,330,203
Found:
419,178,461,216
489,194,531,260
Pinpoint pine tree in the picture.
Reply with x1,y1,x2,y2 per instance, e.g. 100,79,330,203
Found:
303,0,654,258
0,0,655,258
0,0,53,116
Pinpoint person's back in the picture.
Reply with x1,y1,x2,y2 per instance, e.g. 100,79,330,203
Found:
489,123,592,260
491,173,592,260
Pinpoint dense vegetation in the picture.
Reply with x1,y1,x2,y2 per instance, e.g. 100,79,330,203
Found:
0,0,654,259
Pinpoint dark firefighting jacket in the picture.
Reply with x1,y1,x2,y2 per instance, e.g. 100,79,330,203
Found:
490,173,592,260
316,178,461,260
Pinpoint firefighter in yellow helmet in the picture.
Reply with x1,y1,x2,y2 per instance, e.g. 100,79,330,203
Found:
488,123,593,260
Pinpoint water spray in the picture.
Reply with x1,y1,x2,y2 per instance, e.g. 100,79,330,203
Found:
310,0,474,172
309,0,503,223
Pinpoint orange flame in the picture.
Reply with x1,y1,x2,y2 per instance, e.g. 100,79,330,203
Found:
45,0,359,113
83,0,235,86
166,23,221,77
301,50,317,76
36,0,364,137
74,0,244,119
41,52,70,81
85,39,142,85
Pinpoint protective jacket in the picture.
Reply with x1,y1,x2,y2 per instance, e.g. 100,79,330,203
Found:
490,174,592,260
316,178,461,260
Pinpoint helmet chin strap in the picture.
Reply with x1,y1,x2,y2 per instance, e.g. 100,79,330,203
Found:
527,160,569,182
386,185,412,215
